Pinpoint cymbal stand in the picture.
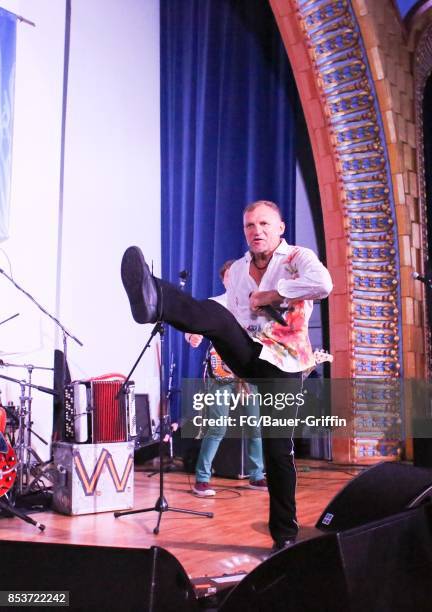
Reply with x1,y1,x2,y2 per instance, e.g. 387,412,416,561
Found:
14,371,46,496
0,267,83,412
0,373,55,499
0,373,48,530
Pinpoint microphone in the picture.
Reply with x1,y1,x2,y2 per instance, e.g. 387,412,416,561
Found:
260,305,288,326
413,271,432,286
179,270,189,290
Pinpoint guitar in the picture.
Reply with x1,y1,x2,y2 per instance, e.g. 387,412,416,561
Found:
207,346,236,382
207,346,333,381
313,348,333,366
302,349,333,379
0,406,17,496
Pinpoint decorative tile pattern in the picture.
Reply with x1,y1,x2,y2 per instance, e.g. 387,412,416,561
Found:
295,0,402,380
292,0,404,461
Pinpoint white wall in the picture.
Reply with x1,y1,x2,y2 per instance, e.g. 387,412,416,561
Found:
0,0,161,460
61,0,162,411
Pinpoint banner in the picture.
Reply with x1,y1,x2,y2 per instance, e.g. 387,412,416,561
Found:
0,8,17,242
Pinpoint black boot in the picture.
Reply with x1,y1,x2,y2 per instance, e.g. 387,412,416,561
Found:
121,246,159,323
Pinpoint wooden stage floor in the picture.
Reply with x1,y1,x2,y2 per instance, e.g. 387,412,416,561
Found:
0,460,356,579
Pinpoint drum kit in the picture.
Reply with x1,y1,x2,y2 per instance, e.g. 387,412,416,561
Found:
0,266,83,530
0,359,57,530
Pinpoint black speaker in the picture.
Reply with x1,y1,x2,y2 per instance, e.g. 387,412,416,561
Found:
52,348,72,440
316,462,432,531
414,439,432,468
134,393,152,447
220,532,350,611
220,504,432,612
413,418,432,467
212,434,249,479
338,507,432,612
0,541,198,611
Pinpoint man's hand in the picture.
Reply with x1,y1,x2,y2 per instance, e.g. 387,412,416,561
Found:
249,290,284,311
185,333,203,348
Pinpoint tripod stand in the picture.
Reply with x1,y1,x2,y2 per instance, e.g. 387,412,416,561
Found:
114,320,213,533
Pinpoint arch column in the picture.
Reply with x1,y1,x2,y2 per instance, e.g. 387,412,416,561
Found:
269,0,402,380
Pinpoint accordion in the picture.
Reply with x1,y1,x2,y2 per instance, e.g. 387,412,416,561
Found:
64,379,136,444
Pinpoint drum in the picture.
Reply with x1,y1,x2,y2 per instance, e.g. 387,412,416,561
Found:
0,405,17,496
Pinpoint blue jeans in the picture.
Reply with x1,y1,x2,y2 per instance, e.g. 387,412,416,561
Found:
195,381,265,483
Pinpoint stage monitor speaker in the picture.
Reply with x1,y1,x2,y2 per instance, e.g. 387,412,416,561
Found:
316,461,432,531
220,503,432,612
220,532,350,612
213,434,249,479
413,418,432,468
414,438,432,468
0,541,198,611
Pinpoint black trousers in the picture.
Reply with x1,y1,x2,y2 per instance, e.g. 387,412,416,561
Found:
159,279,299,541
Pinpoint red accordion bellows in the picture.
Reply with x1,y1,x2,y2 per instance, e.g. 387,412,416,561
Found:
92,381,127,443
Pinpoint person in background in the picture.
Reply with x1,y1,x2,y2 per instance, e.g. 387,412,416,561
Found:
185,260,266,497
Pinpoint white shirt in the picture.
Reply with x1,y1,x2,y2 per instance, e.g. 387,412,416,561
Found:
226,239,333,372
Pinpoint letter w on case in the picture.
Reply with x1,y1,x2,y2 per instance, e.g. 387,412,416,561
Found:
73,448,134,496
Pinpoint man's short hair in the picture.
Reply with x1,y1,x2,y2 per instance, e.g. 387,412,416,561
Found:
243,200,283,220
219,259,235,281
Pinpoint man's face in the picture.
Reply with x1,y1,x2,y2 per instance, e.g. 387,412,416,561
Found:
243,204,285,255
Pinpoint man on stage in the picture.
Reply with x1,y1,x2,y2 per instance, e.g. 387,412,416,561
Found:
121,200,332,551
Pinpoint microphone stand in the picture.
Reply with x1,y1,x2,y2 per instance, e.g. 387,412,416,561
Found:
0,268,83,395
165,355,179,463
114,275,213,533
146,353,180,477
0,312,20,327
146,269,187,477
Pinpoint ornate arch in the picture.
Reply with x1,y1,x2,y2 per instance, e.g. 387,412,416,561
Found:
269,0,402,380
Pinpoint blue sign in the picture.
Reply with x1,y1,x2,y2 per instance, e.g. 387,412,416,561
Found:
0,8,16,242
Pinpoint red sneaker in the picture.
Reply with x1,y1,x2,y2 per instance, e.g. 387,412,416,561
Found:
192,482,216,497
248,478,268,490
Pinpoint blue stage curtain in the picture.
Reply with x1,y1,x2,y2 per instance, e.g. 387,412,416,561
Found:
0,8,16,242
160,0,297,420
